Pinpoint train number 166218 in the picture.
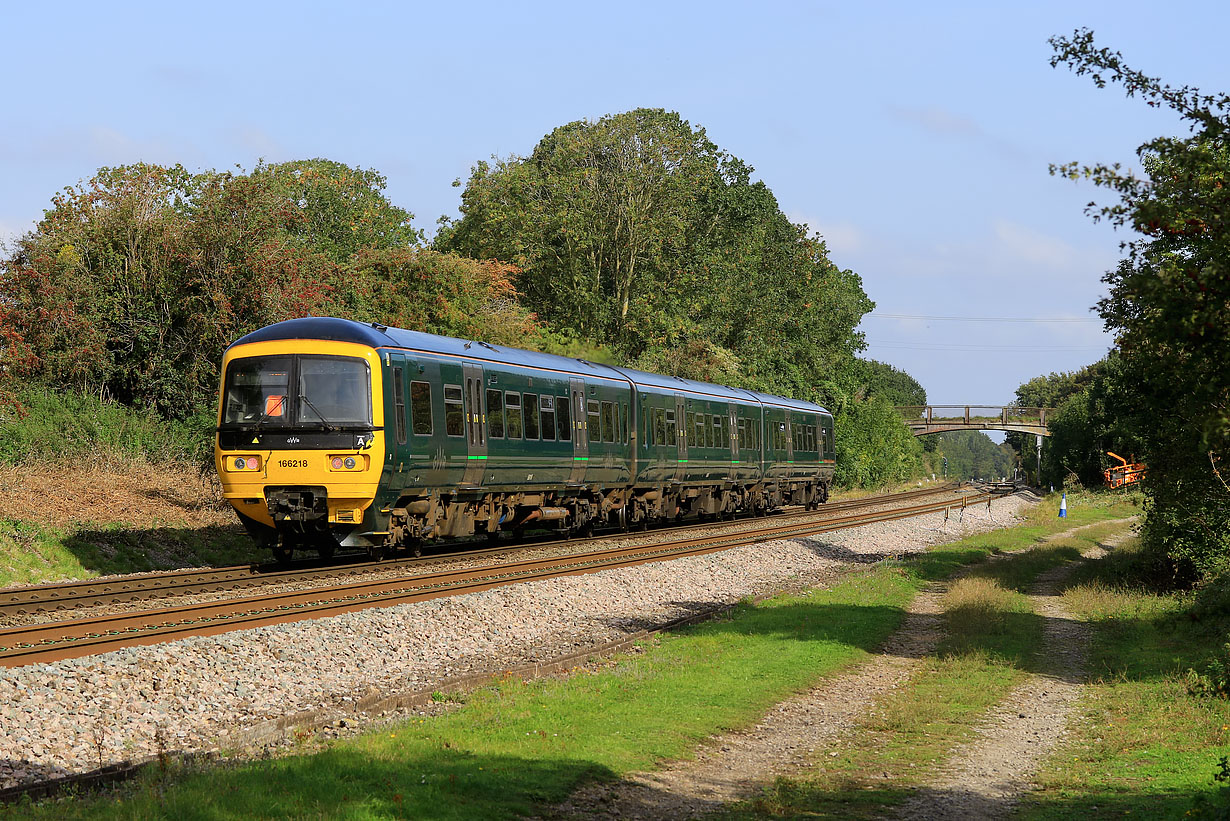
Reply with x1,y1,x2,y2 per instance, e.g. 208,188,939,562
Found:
278,459,309,469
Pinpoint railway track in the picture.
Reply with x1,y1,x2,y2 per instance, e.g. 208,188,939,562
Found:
0,484,964,618
0,486,1003,667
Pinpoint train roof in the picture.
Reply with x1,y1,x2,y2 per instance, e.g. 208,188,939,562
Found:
230,317,830,416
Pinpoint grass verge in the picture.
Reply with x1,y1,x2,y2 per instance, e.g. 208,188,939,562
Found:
723,512,1133,820
0,518,258,587
1018,536,1230,819
3,494,1137,820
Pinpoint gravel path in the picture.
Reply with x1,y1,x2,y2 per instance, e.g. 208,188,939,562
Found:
548,517,1131,821
0,495,1030,792
544,583,949,819
894,528,1128,820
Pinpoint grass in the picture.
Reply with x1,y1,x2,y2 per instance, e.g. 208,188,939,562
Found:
3,493,1139,819
1018,536,1230,820
0,518,258,587
721,498,1138,820
0,385,211,468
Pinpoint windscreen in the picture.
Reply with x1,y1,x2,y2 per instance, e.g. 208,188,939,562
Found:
223,356,292,425
222,355,371,427
297,356,371,426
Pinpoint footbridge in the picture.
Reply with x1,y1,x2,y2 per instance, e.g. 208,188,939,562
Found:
895,406,1053,437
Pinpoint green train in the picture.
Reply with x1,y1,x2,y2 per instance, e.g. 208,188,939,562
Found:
216,318,835,560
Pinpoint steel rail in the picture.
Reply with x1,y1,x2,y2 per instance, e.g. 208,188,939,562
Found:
0,484,965,617
0,490,1002,667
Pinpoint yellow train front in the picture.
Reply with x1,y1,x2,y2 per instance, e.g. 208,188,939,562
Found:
215,320,387,561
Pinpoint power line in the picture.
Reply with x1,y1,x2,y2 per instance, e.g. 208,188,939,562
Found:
866,313,1103,323
866,338,1111,352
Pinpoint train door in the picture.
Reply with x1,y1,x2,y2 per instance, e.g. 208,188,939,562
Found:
463,363,486,485
728,404,738,471
569,378,587,482
785,410,794,471
675,394,687,480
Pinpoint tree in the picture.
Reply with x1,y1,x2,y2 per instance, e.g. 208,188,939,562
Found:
439,108,874,408
346,248,542,347
0,159,420,417
1050,29,1230,579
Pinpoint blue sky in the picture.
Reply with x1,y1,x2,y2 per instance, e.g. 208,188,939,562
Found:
2,1,1225,407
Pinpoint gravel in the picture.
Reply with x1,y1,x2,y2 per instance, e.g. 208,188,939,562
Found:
0,494,1033,791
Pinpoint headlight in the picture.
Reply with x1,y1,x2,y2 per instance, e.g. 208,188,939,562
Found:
226,455,261,472
328,454,365,471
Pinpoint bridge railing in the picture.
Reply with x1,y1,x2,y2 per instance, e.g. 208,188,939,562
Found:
896,406,1051,427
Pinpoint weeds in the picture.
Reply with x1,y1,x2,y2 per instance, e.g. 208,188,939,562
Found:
1186,644,1230,699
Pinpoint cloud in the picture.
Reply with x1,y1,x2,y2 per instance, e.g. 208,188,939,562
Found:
888,104,1030,162
787,212,867,258
890,105,984,138
814,221,866,256
0,125,203,170
991,219,1088,270
0,217,32,251
227,125,286,161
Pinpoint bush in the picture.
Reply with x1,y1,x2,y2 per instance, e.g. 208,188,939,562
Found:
0,383,212,467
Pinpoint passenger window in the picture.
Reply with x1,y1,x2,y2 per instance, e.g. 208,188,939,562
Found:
486,389,504,438
410,381,432,436
621,403,629,444
392,368,406,444
524,393,539,440
736,418,746,450
444,385,464,437
505,392,522,439
654,408,666,445
665,410,677,446
711,416,721,450
556,396,571,441
539,395,555,441
587,400,600,440
601,401,615,443
695,414,705,448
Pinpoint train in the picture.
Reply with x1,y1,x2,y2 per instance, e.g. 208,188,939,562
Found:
215,317,836,561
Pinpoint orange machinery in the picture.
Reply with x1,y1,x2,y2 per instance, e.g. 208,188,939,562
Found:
1104,451,1146,489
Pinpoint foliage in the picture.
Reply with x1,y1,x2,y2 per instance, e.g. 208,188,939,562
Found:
0,161,537,422
438,108,874,408
855,359,927,407
834,396,925,487
1186,643,1230,699
1009,353,1141,488
928,431,1016,481
346,248,542,347
0,383,211,466
1050,29,1230,579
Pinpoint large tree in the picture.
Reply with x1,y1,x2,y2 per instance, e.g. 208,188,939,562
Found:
0,160,511,418
438,108,873,406
1050,30,1230,579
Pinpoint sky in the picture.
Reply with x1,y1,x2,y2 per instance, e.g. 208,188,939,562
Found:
2,0,1226,408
